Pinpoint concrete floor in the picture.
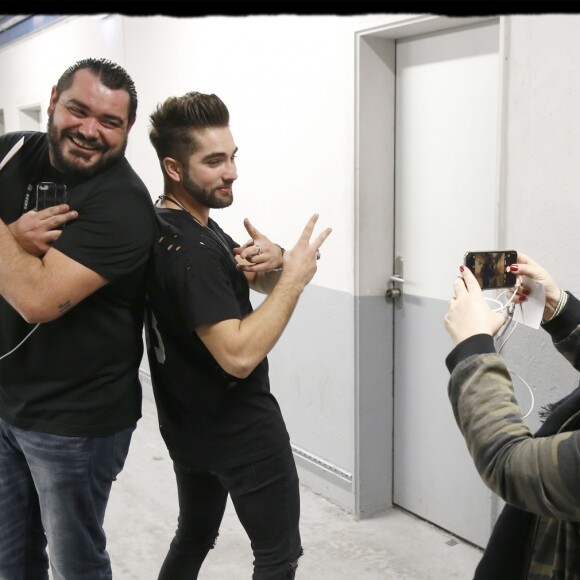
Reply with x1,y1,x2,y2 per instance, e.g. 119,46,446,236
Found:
103,394,484,579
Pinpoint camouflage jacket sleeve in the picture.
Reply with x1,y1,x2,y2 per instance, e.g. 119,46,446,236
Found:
543,292,580,370
445,292,580,520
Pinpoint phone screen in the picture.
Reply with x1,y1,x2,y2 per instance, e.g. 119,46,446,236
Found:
35,182,67,211
464,251,518,289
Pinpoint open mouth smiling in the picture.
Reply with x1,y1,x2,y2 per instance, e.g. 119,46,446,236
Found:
69,135,103,152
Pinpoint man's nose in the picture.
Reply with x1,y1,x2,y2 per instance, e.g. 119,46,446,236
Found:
78,117,99,140
223,160,238,181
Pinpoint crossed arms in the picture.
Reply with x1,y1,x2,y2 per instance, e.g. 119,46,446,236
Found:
0,205,105,323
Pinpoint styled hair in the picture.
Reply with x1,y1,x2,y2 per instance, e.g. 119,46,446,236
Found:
55,58,138,124
148,92,230,168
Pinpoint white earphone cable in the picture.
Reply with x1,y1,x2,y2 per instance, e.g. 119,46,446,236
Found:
488,283,535,418
0,323,40,360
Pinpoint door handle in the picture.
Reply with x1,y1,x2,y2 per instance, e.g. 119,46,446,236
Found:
386,256,404,302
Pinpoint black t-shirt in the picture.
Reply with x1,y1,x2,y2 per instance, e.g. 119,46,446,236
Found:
145,207,289,470
0,132,157,436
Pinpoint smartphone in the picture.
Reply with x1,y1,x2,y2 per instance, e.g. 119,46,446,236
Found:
35,182,67,211
463,250,518,290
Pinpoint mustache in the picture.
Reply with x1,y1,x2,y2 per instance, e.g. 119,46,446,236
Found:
214,182,234,191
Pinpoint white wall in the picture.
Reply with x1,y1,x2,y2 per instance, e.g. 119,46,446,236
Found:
502,15,580,296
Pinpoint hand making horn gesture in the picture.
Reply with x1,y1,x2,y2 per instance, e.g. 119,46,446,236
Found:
234,218,285,272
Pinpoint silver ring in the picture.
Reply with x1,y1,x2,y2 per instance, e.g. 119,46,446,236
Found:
255,244,262,256
316,249,321,260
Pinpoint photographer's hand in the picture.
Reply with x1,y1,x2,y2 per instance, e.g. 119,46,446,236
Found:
508,252,561,322
444,266,506,344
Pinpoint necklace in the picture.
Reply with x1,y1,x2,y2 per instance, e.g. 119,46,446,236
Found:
157,194,205,224
157,194,236,264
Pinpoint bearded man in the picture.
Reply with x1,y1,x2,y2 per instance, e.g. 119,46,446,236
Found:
0,58,156,580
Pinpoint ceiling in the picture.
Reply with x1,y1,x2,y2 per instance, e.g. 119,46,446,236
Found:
0,15,67,49
0,15,30,33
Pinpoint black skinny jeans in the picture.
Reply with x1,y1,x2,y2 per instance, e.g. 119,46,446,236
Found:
158,444,303,580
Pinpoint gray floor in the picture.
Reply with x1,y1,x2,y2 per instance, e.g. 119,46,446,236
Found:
104,394,484,579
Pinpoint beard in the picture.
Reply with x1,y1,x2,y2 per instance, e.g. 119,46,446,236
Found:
182,170,233,209
47,114,128,181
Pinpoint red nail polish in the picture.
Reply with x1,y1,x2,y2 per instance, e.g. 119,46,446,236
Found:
519,295,526,302
459,265,465,272
510,264,519,272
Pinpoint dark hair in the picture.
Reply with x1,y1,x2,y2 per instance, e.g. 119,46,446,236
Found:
148,92,230,168
55,58,138,124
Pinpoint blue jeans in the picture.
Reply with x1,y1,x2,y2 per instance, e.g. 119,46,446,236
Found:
0,418,133,580
158,444,303,580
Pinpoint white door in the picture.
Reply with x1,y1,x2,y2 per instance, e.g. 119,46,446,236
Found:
392,20,500,548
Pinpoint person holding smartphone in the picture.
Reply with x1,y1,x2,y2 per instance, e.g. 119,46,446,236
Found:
0,58,156,579
444,253,580,579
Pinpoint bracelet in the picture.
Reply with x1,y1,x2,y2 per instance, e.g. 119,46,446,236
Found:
546,289,568,322
273,244,285,272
